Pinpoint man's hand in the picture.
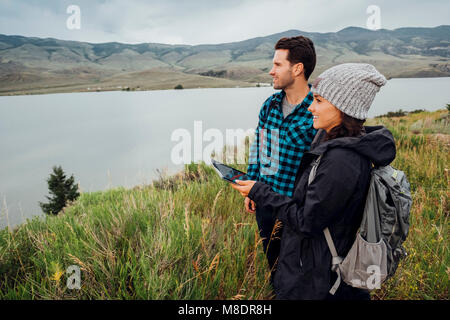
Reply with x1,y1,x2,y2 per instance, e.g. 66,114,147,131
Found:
245,197,256,213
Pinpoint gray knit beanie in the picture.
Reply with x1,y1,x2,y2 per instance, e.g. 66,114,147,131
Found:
311,63,387,120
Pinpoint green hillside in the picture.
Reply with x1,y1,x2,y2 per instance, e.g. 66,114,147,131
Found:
0,26,449,95
0,109,448,299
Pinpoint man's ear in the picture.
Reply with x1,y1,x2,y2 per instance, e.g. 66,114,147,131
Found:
293,62,304,77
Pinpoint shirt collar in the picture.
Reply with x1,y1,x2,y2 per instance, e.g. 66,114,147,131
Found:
278,83,313,109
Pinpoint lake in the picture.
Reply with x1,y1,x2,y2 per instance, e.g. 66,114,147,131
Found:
1,77,449,228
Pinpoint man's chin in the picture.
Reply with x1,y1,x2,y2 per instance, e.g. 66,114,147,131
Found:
273,84,283,90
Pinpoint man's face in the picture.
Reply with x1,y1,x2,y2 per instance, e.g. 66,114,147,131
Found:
269,49,295,90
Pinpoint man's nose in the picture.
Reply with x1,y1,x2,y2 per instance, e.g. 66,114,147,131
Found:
269,68,275,76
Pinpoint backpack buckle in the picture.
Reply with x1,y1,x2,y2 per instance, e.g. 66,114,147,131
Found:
331,256,343,271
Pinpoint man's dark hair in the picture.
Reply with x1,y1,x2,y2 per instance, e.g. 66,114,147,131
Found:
275,36,316,80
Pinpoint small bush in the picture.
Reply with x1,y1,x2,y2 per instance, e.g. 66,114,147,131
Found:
376,109,407,118
39,166,80,215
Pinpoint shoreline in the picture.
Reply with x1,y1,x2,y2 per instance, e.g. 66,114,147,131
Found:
0,82,257,97
1,75,449,97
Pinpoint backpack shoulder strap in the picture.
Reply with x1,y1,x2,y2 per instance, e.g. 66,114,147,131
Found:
324,228,341,261
308,154,322,184
324,228,343,295
307,154,343,295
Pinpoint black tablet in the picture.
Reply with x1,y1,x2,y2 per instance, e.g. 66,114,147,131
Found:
211,159,250,184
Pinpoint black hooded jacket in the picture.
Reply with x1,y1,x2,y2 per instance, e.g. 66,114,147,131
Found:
248,126,396,300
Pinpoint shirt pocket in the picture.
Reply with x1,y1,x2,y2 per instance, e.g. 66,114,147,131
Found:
285,122,313,148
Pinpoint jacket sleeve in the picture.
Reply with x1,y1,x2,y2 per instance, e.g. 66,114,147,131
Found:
246,97,271,181
248,149,361,238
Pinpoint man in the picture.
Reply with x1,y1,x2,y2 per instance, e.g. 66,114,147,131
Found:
245,36,317,286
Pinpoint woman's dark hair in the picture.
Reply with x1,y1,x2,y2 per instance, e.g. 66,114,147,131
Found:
324,112,366,141
275,36,316,80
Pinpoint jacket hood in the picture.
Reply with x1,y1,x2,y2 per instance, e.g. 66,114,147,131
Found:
309,126,396,167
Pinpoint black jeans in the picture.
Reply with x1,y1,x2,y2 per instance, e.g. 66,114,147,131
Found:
255,205,283,287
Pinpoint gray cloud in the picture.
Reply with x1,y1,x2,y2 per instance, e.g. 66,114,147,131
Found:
0,0,448,44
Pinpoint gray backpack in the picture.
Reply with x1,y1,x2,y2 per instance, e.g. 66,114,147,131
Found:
308,155,412,294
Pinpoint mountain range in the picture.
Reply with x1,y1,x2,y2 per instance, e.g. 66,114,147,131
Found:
0,25,449,95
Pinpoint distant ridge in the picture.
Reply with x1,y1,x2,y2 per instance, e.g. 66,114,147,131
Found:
0,26,449,95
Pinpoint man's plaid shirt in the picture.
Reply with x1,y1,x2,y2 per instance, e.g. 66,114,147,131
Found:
246,89,317,197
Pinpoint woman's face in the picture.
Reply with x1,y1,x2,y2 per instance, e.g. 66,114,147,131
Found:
308,94,343,133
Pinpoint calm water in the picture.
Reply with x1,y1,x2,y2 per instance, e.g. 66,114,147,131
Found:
1,77,449,228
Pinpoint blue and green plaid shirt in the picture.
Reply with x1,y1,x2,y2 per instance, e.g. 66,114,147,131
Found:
246,89,316,197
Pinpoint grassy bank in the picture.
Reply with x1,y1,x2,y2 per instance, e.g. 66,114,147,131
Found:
366,109,449,299
0,109,448,299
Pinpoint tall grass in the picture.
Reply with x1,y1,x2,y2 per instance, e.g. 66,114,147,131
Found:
366,110,449,300
0,110,448,300
0,162,273,299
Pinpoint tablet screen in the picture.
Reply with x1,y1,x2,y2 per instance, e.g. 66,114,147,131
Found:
211,159,250,183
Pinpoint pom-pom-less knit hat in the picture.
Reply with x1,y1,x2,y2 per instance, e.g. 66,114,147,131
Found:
311,63,387,120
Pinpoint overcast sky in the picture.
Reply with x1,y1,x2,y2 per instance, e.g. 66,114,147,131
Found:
0,0,448,45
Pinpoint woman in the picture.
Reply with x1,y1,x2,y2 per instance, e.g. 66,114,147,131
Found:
232,63,396,300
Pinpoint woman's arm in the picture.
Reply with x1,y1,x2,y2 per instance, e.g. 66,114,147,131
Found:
232,180,293,215
248,149,362,238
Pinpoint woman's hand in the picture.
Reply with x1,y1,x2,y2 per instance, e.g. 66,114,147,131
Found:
231,180,256,198
245,197,256,213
